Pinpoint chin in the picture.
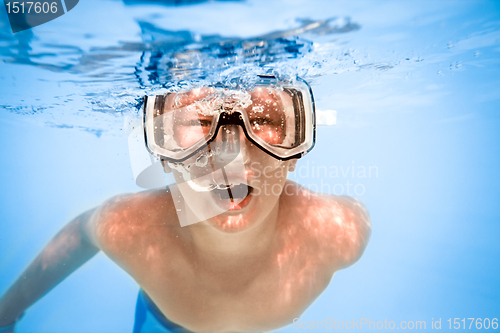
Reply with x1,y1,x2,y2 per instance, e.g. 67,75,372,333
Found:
209,214,255,233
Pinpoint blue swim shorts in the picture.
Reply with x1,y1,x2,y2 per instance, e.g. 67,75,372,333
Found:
133,290,193,333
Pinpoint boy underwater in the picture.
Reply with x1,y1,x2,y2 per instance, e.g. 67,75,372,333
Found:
0,75,371,333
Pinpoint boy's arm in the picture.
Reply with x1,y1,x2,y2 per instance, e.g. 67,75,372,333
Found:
0,208,100,327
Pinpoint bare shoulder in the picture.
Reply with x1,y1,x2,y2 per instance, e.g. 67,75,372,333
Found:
85,188,179,258
280,180,371,271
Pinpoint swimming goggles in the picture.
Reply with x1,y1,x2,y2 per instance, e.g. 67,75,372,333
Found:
143,75,316,162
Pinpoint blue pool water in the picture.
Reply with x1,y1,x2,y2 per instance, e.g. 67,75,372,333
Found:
1,0,499,332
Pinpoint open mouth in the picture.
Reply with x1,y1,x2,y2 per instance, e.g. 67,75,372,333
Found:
212,183,253,200
211,184,254,211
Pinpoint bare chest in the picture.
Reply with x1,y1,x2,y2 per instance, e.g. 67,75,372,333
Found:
129,245,332,332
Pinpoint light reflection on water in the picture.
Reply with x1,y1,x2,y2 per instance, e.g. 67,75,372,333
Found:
0,0,499,332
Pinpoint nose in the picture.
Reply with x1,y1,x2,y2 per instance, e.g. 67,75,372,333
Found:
211,123,252,179
208,124,243,169
187,122,250,189
215,124,241,156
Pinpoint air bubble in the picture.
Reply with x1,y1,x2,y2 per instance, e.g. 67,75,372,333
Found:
196,154,208,167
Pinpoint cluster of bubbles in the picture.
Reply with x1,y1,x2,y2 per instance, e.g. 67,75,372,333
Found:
174,88,253,116
136,16,362,98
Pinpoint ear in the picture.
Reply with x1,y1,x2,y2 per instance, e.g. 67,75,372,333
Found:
287,159,298,172
161,159,172,173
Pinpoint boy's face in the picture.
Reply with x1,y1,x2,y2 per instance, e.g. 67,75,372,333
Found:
163,130,297,232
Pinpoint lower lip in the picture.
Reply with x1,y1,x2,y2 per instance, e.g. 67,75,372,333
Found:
228,192,253,210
